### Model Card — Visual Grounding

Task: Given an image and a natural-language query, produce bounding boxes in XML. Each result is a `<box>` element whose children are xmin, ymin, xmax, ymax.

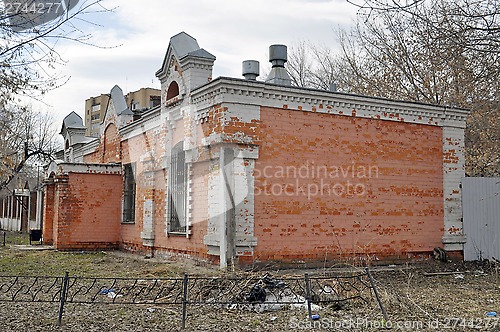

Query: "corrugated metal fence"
<box><xmin>462</xmin><ymin>177</ymin><xmax>500</xmax><ymax>261</ymax></box>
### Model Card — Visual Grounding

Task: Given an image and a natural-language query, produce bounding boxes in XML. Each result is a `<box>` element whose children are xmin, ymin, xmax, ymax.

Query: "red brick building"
<box><xmin>43</xmin><ymin>32</ymin><xmax>468</xmax><ymax>268</ymax></box>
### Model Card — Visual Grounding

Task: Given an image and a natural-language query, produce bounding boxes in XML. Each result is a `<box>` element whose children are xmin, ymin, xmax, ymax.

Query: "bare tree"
<box><xmin>287</xmin><ymin>41</ymin><xmax>313</xmax><ymax>88</ymax></box>
<box><xmin>0</xmin><ymin>106</ymin><xmax>59</xmax><ymax>190</ymax></box>
<box><xmin>0</xmin><ymin>1</ymin><xmax>114</xmax><ymax>189</ymax></box>
<box><xmin>0</xmin><ymin>0</ymin><xmax>114</xmax><ymax>107</ymax></box>
<box><xmin>286</xmin><ymin>0</ymin><xmax>499</xmax><ymax>176</ymax></box>
<box><xmin>286</xmin><ymin>41</ymin><xmax>339</xmax><ymax>90</ymax></box>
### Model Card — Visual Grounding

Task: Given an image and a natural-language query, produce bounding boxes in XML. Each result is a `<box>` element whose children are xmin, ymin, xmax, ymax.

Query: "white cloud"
<box><xmin>37</xmin><ymin>0</ymin><xmax>358</xmax><ymax>124</ymax></box>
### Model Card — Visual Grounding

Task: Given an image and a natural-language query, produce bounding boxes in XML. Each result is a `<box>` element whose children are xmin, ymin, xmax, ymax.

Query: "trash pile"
<box><xmin>225</xmin><ymin>274</ymin><xmax>321</xmax><ymax>313</ymax></box>
<box><xmin>246</xmin><ymin>274</ymin><xmax>285</xmax><ymax>303</ymax></box>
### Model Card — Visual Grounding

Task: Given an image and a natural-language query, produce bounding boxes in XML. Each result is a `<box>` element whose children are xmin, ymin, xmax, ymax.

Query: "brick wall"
<box><xmin>54</xmin><ymin>172</ymin><xmax>122</xmax><ymax>250</ymax></box>
<box><xmin>83</xmin><ymin>150</ymin><xmax>100</xmax><ymax>164</ymax></box>
<box><xmin>253</xmin><ymin>107</ymin><xmax>444</xmax><ymax>264</ymax></box>
<box><xmin>102</xmin><ymin>124</ymin><xmax>121</xmax><ymax>163</ymax></box>
<box><xmin>82</xmin><ymin>123</ymin><xmax>121</xmax><ymax>164</ymax></box>
<box><xmin>116</xmin><ymin>119</ymin><xmax>211</xmax><ymax>260</ymax></box>
<box><xmin>54</xmin><ymin>100</ymin><xmax>449</xmax><ymax>266</ymax></box>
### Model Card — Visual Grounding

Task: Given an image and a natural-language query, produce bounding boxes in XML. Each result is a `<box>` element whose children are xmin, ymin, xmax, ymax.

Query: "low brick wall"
<box><xmin>43</xmin><ymin>163</ymin><xmax>123</xmax><ymax>250</ymax></box>
<box><xmin>54</xmin><ymin>172</ymin><xmax>122</xmax><ymax>250</ymax></box>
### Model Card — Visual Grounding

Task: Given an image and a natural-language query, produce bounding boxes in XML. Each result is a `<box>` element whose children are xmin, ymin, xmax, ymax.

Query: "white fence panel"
<box><xmin>0</xmin><ymin>217</ymin><xmax>21</xmax><ymax>231</ymax></box>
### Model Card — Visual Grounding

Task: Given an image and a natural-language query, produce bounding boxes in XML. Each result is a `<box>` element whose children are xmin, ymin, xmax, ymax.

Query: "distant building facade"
<box><xmin>43</xmin><ymin>32</ymin><xmax>468</xmax><ymax>268</ymax></box>
<box><xmin>0</xmin><ymin>176</ymin><xmax>43</xmax><ymax>232</ymax></box>
<box><xmin>84</xmin><ymin>94</ymin><xmax>109</xmax><ymax>137</ymax></box>
<box><xmin>85</xmin><ymin>88</ymin><xmax>160</xmax><ymax>137</ymax></box>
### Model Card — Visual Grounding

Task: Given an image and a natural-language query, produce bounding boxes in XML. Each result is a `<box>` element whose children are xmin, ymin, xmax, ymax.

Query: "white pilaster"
<box><xmin>442</xmin><ymin>124</ymin><xmax>467</xmax><ymax>251</ymax></box>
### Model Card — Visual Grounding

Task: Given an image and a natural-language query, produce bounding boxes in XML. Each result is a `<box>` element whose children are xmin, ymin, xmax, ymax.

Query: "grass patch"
<box><xmin>0</xmin><ymin>231</ymin><xmax>29</xmax><ymax>245</ymax></box>
<box><xmin>0</xmin><ymin>249</ymin><xmax>182</xmax><ymax>277</ymax></box>
<box><xmin>0</xmin><ymin>233</ymin><xmax>182</xmax><ymax>278</ymax></box>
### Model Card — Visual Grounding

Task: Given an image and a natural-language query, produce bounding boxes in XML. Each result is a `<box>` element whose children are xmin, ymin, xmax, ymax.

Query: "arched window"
<box><xmin>166</xmin><ymin>81</ymin><xmax>179</xmax><ymax>100</ymax></box>
<box><xmin>169</xmin><ymin>142</ymin><xmax>187</xmax><ymax>233</ymax></box>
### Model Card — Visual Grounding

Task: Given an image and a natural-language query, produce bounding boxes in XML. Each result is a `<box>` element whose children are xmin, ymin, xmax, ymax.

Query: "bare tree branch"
<box><xmin>286</xmin><ymin>0</ymin><xmax>499</xmax><ymax>176</ymax></box>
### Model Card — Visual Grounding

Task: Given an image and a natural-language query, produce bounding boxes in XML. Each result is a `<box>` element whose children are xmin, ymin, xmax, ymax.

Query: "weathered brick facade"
<box><xmin>44</xmin><ymin>32</ymin><xmax>468</xmax><ymax>268</ymax></box>
<box><xmin>253</xmin><ymin>107</ymin><xmax>444</xmax><ymax>263</ymax></box>
<box><xmin>43</xmin><ymin>163</ymin><xmax>122</xmax><ymax>249</ymax></box>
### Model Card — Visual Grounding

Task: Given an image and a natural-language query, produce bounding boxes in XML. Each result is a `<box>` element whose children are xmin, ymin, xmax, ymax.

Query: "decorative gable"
<box><xmin>101</xmin><ymin>85</ymin><xmax>133</xmax><ymax>137</ymax></box>
<box><xmin>155</xmin><ymin>32</ymin><xmax>216</xmax><ymax>107</ymax></box>
<box><xmin>60</xmin><ymin>111</ymin><xmax>88</xmax><ymax>162</ymax></box>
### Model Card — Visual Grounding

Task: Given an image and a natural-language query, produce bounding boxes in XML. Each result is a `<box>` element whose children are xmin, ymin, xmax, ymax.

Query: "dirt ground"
<box><xmin>1</xmin><ymin>234</ymin><xmax>499</xmax><ymax>331</ymax></box>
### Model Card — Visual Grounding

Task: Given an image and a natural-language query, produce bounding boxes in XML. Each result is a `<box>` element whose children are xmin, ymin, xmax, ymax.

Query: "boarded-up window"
<box><xmin>122</xmin><ymin>163</ymin><xmax>136</xmax><ymax>223</ymax></box>
<box><xmin>168</xmin><ymin>142</ymin><xmax>187</xmax><ymax>233</ymax></box>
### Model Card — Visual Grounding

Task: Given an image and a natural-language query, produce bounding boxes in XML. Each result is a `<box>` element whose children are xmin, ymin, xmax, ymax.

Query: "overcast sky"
<box><xmin>35</xmin><ymin>0</ymin><xmax>359</xmax><ymax>124</ymax></box>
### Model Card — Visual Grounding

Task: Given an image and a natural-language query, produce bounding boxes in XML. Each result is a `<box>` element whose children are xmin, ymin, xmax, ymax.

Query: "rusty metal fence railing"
<box><xmin>0</xmin><ymin>268</ymin><xmax>387</xmax><ymax>328</ymax></box>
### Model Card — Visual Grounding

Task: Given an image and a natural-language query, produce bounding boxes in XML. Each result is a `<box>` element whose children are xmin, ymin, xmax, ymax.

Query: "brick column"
<box><xmin>54</xmin><ymin>174</ymin><xmax>69</xmax><ymax>248</ymax></box>
<box><xmin>42</xmin><ymin>178</ymin><xmax>55</xmax><ymax>245</ymax></box>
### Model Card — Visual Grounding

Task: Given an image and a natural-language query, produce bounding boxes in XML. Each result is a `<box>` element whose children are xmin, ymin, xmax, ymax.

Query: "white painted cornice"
<box><xmin>45</xmin><ymin>160</ymin><xmax>121</xmax><ymax>178</ymax></box>
<box><xmin>191</xmin><ymin>77</ymin><xmax>469</xmax><ymax>128</ymax></box>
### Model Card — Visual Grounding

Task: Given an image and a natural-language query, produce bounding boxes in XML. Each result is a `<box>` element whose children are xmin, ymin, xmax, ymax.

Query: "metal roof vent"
<box><xmin>242</xmin><ymin>60</ymin><xmax>260</xmax><ymax>80</ymax></box>
<box><xmin>265</xmin><ymin>44</ymin><xmax>291</xmax><ymax>86</ymax></box>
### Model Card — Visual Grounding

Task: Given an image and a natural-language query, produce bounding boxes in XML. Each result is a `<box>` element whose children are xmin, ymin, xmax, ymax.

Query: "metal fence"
<box><xmin>0</xmin><ymin>268</ymin><xmax>387</xmax><ymax>328</ymax></box>
<box><xmin>462</xmin><ymin>177</ymin><xmax>500</xmax><ymax>261</ymax></box>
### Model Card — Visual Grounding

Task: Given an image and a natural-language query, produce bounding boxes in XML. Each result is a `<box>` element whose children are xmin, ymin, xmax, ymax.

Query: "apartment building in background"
<box><xmin>85</xmin><ymin>88</ymin><xmax>161</xmax><ymax>137</ymax></box>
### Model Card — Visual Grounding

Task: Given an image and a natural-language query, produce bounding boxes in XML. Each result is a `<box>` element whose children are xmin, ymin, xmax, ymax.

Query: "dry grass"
<box><xmin>1</xmin><ymin>232</ymin><xmax>500</xmax><ymax>331</ymax></box>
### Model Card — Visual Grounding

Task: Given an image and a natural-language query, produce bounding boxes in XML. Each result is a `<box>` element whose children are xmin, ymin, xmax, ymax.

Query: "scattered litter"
<box><xmin>147</xmin><ymin>308</ymin><xmax>156</xmax><ymax>313</ymax></box>
<box><xmin>454</xmin><ymin>274</ymin><xmax>465</xmax><ymax>279</ymax></box>
<box><xmin>487</xmin><ymin>311</ymin><xmax>497</xmax><ymax>317</ymax></box>
<box><xmin>246</xmin><ymin>284</ymin><xmax>267</xmax><ymax>303</ymax></box>
<box><xmin>270</xmin><ymin>316</ymin><xmax>278</xmax><ymax>322</ymax></box>
<box><xmin>221</xmin><ymin>274</ymin><xmax>324</xmax><ymax>313</ymax></box>
<box><xmin>226</xmin><ymin>303</ymin><xmax>238</xmax><ymax>310</ymax></box>
<box><xmin>262</xmin><ymin>275</ymin><xmax>286</xmax><ymax>289</ymax></box>
<box><xmin>290</xmin><ymin>297</ymin><xmax>321</xmax><ymax>312</ymax></box>
<box><xmin>98</xmin><ymin>288</ymin><xmax>115</xmax><ymax>295</ymax></box>
<box><xmin>98</xmin><ymin>288</ymin><xmax>122</xmax><ymax>299</ymax></box>
<box><xmin>107</xmin><ymin>291</ymin><xmax>123</xmax><ymax>299</ymax></box>
<box><xmin>311</xmin><ymin>314</ymin><xmax>321</xmax><ymax>320</ymax></box>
